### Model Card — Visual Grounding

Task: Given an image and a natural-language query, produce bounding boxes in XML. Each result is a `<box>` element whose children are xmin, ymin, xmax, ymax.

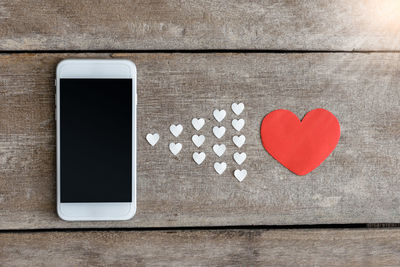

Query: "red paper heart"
<box><xmin>260</xmin><ymin>109</ymin><xmax>340</xmax><ymax>175</ymax></box>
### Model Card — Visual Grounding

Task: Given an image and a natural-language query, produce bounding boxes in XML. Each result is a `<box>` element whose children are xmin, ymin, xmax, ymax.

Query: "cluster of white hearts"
<box><xmin>209</xmin><ymin>103</ymin><xmax>247</xmax><ymax>181</ymax></box>
<box><xmin>231</xmin><ymin>103</ymin><xmax>247</xmax><ymax>182</ymax></box>
<box><xmin>145</xmin><ymin>102</ymin><xmax>247</xmax><ymax>182</ymax></box>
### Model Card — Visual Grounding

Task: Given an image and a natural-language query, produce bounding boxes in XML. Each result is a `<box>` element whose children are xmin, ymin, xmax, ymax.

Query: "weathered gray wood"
<box><xmin>2</xmin><ymin>229</ymin><xmax>400</xmax><ymax>266</ymax></box>
<box><xmin>1</xmin><ymin>1</ymin><xmax>400</xmax><ymax>51</ymax></box>
<box><xmin>0</xmin><ymin>53</ymin><xmax>399</xmax><ymax>229</ymax></box>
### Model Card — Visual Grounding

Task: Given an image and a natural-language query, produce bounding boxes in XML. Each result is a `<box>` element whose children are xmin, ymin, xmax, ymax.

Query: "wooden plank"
<box><xmin>0</xmin><ymin>53</ymin><xmax>399</xmax><ymax>229</ymax></box>
<box><xmin>2</xmin><ymin>228</ymin><xmax>400</xmax><ymax>266</ymax></box>
<box><xmin>1</xmin><ymin>1</ymin><xmax>400</xmax><ymax>51</ymax></box>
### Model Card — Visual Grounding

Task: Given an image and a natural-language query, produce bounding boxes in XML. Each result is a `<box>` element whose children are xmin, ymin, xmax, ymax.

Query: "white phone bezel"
<box><xmin>56</xmin><ymin>59</ymin><xmax>137</xmax><ymax>221</ymax></box>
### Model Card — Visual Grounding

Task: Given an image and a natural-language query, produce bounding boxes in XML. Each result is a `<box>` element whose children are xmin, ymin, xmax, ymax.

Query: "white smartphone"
<box><xmin>56</xmin><ymin>59</ymin><xmax>137</xmax><ymax>221</ymax></box>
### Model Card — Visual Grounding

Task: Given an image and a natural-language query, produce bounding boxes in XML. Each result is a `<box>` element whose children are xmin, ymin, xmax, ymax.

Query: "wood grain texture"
<box><xmin>2</xmin><ymin>229</ymin><xmax>400</xmax><ymax>266</ymax></box>
<box><xmin>1</xmin><ymin>0</ymin><xmax>400</xmax><ymax>51</ymax></box>
<box><xmin>0</xmin><ymin>53</ymin><xmax>399</xmax><ymax>229</ymax></box>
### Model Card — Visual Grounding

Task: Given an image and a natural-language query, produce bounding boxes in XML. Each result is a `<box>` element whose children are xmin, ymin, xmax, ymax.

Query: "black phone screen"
<box><xmin>60</xmin><ymin>78</ymin><xmax>132</xmax><ymax>202</ymax></box>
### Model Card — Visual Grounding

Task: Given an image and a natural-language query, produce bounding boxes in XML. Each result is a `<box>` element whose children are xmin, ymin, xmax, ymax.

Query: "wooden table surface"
<box><xmin>1</xmin><ymin>1</ymin><xmax>400</xmax><ymax>266</ymax></box>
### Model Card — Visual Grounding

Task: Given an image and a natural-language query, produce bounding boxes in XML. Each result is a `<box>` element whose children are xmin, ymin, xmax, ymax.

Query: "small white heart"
<box><xmin>213</xmin><ymin>109</ymin><xmax>226</xmax><ymax>122</ymax></box>
<box><xmin>169</xmin><ymin>142</ymin><xmax>182</xmax><ymax>155</ymax></box>
<box><xmin>170</xmin><ymin>124</ymin><xmax>183</xmax><ymax>137</ymax></box>
<box><xmin>193</xmin><ymin>152</ymin><xmax>206</xmax><ymax>165</ymax></box>
<box><xmin>214</xmin><ymin>162</ymin><xmax>227</xmax><ymax>175</ymax></box>
<box><xmin>192</xmin><ymin>135</ymin><xmax>205</xmax><ymax>148</ymax></box>
<box><xmin>213</xmin><ymin>126</ymin><xmax>226</xmax><ymax>139</ymax></box>
<box><xmin>231</xmin><ymin>102</ymin><xmax>244</xmax><ymax>115</ymax></box>
<box><xmin>233</xmin><ymin>135</ymin><xmax>246</xmax><ymax>148</ymax></box>
<box><xmin>146</xmin><ymin>133</ymin><xmax>159</xmax><ymax>146</ymax></box>
<box><xmin>234</xmin><ymin>169</ymin><xmax>247</xmax><ymax>182</ymax></box>
<box><xmin>232</xmin><ymin>119</ymin><xmax>245</xmax><ymax>131</ymax></box>
<box><xmin>192</xmin><ymin>118</ymin><xmax>205</xmax><ymax>131</ymax></box>
<box><xmin>233</xmin><ymin>152</ymin><xmax>247</xmax><ymax>165</ymax></box>
<box><xmin>213</xmin><ymin>144</ymin><xmax>226</xmax><ymax>157</ymax></box>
